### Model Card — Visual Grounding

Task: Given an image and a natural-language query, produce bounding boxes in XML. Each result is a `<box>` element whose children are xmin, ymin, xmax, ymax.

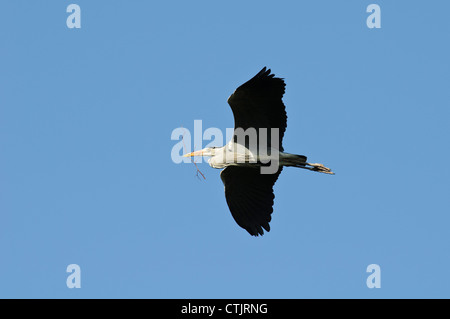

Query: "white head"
<box><xmin>183</xmin><ymin>146</ymin><xmax>228</xmax><ymax>168</ymax></box>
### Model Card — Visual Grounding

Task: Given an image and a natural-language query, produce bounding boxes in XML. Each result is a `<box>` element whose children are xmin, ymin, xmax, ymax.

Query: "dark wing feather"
<box><xmin>220</xmin><ymin>166</ymin><xmax>283</xmax><ymax>236</ymax></box>
<box><xmin>227</xmin><ymin>67</ymin><xmax>287</xmax><ymax>151</ymax></box>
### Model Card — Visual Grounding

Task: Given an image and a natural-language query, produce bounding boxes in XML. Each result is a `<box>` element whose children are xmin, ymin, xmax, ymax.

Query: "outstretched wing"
<box><xmin>227</xmin><ymin>67</ymin><xmax>287</xmax><ymax>151</ymax></box>
<box><xmin>220</xmin><ymin>166</ymin><xmax>283</xmax><ymax>236</ymax></box>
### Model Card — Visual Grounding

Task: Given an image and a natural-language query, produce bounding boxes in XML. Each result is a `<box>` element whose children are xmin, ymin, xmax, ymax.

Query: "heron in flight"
<box><xmin>184</xmin><ymin>67</ymin><xmax>333</xmax><ymax>236</ymax></box>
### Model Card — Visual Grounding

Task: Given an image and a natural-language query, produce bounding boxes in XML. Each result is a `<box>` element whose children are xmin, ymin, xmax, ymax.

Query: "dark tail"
<box><xmin>281</xmin><ymin>154</ymin><xmax>307</xmax><ymax>166</ymax></box>
<box><xmin>281</xmin><ymin>153</ymin><xmax>334</xmax><ymax>175</ymax></box>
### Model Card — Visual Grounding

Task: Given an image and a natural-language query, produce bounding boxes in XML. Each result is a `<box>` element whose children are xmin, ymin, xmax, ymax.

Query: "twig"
<box><xmin>181</xmin><ymin>126</ymin><xmax>206</xmax><ymax>180</ymax></box>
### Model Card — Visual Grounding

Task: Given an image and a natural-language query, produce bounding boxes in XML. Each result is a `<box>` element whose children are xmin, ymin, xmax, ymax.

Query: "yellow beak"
<box><xmin>183</xmin><ymin>150</ymin><xmax>204</xmax><ymax>157</ymax></box>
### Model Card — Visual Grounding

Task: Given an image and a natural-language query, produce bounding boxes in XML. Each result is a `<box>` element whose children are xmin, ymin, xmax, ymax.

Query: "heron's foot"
<box><xmin>306</xmin><ymin>163</ymin><xmax>335</xmax><ymax>175</ymax></box>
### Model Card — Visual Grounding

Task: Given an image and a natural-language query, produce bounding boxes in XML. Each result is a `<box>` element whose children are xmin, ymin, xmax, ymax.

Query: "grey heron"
<box><xmin>184</xmin><ymin>67</ymin><xmax>333</xmax><ymax>236</ymax></box>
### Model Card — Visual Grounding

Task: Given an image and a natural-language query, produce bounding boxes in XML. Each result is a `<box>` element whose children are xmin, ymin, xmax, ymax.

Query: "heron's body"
<box><xmin>204</xmin><ymin>143</ymin><xmax>323</xmax><ymax>171</ymax></box>
<box><xmin>205</xmin><ymin>142</ymin><xmax>292</xmax><ymax>169</ymax></box>
<box><xmin>184</xmin><ymin>67</ymin><xmax>333</xmax><ymax>236</ymax></box>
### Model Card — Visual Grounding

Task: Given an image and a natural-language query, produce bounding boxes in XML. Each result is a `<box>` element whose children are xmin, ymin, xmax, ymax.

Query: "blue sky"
<box><xmin>1</xmin><ymin>1</ymin><xmax>449</xmax><ymax>298</ymax></box>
